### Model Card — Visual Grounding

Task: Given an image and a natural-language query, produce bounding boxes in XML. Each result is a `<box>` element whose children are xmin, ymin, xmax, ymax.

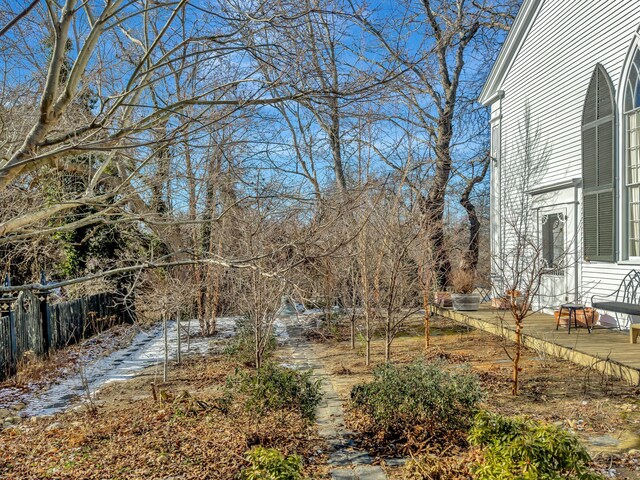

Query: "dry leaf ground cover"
<box><xmin>302</xmin><ymin>314</ymin><xmax>640</xmax><ymax>479</ymax></box>
<box><xmin>0</xmin><ymin>355</ymin><xmax>324</xmax><ymax>479</ymax></box>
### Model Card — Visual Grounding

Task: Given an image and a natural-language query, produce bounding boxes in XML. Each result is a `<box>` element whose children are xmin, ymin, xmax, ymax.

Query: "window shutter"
<box><xmin>598</xmin><ymin>191</ymin><xmax>614</xmax><ymax>258</ymax></box>
<box><xmin>582</xmin><ymin>127</ymin><xmax>597</xmax><ymax>189</ymax></box>
<box><xmin>583</xmin><ymin>194</ymin><xmax>598</xmax><ymax>260</ymax></box>
<box><xmin>583</xmin><ymin>75</ymin><xmax>598</xmax><ymax>124</ymax></box>
<box><xmin>598</xmin><ymin>70</ymin><xmax>613</xmax><ymax>118</ymax></box>
<box><xmin>597</xmin><ymin>119</ymin><xmax>614</xmax><ymax>186</ymax></box>
<box><xmin>582</xmin><ymin>65</ymin><xmax>615</xmax><ymax>262</ymax></box>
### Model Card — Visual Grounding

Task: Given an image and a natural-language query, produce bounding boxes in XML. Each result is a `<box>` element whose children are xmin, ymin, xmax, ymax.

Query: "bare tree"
<box><xmin>491</xmin><ymin>108</ymin><xmax>554</xmax><ymax>395</ymax></box>
<box><xmin>348</xmin><ymin>0</ymin><xmax>516</xmax><ymax>287</ymax></box>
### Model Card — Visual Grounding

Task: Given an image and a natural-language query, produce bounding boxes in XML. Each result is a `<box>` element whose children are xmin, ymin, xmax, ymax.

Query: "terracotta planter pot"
<box><xmin>435</xmin><ymin>291</ymin><xmax>453</xmax><ymax>308</ymax></box>
<box><xmin>492</xmin><ymin>295</ymin><xmax>524</xmax><ymax>310</ymax></box>
<box><xmin>491</xmin><ymin>296</ymin><xmax>510</xmax><ymax>310</ymax></box>
<box><xmin>554</xmin><ymin>308</ymin><xmax>598</xmax><ymax>327</ymax></box>
<box><xmin>554</xmin><ymin>310</ymin><xmax>570</xmax><ymax>326</ymax></box>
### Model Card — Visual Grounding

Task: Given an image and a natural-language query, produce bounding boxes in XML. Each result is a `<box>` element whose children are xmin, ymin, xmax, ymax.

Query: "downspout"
<box><xmin>574</xmin><ymin>179</ymin><xmax>580</xmax><ymax>303</ymax></box>
<box><xmin>498</xmin><ymin>92</ymin><xmax>505</xmax><ymax>273</ymax></box>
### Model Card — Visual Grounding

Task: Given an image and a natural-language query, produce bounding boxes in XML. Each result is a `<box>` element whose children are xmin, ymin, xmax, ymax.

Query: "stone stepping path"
<box><xmin>283</xmin><ymin>317</ymin><xmax>387</xmax><ymax>480</ymax></box>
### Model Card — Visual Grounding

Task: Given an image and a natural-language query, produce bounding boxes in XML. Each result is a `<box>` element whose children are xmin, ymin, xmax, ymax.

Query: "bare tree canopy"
<box><xmin>0</xmin><ymin>0</ymin><xmax>517</xmax><ymax>334</ymax></box>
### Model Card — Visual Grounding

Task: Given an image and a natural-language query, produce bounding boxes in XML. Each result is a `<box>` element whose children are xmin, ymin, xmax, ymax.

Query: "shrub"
<box><xmin>228</xmin><ymin>363</ymin><xmax>323</xmax><ymax>421</ymax></box>
<box><xmin>224</xmin><ymin>318</ymin><xmax>276</xmax><ymax>367</ymax></box>
<box><xmin>468</xmin><ymin>411</ymin><xmax>604</xmax><ymax>480</ymax></box>
<box><xmin>450</xmin><ymin>269</ymin><xmax>475</xmax><ymax>294</ymax></box>
<box><xmin>240</xmin><ymin>447</ymin><xmax>303</xmax><ymax>480</ymax></box>
<box><xmin>350</xmin><ymin>360</ymin><xmax>484</xmax><ymax>449</ymax></box>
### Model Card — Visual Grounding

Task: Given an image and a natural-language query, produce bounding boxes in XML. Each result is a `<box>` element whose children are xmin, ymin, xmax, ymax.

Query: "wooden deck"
<box><xmin>430</xmin><ymin>304</ymin><xmax>640</xmax><ymax>386</ymax></box>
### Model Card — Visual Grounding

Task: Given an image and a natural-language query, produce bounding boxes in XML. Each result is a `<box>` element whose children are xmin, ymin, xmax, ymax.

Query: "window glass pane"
<box><xmin>491</xmin><ymin>125</ymin><xmax>500</xmax><ymax>160</ymax></box>
<box><xmin>630</xmin><ymin>186</ymin><xmax>640</xmax><ymax>256</ymax></box>
<box><xmin>626</xmin><ymin>51</ymin><xmax>640</xmax><ymax>112</ymax></box>
<box><xmin>630</xmin><ymin>64</ymin><xmax>639</xmax><ymax>111</ymax></box>
<box><xmin>628</xmin><ymin>112</ymin><xmax>640</xmax><ymax>187</ymax></box>
<box><xmin>543</xmin><ymin>214</ymin><xmax>564</xmax><ymax>271</ymax></box>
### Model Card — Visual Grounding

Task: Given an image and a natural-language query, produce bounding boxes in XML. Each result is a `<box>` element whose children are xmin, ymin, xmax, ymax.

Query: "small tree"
<box><xmin>237</xmin><ymin>269</ymin><xmax>286</xmax><ymax>369</ymax></box>
<box><xmin>491</xmin><ymin>108</ymin><xmax>563</xmax><ymax>395</ymax></box>
<box><xmin>376</xmin><ymin>197</ymin><xmax>422</xmax><ymax>362</ymax></box>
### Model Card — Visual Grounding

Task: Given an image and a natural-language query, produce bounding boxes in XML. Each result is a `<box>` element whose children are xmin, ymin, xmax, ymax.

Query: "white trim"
<box><xmin>527</xmin><ymin>178</ymin><xmax>582</xmax><ymax>196</ymax></box>
<box><xmin>479</xmin><ymin>0</ymin><xmax>543</xmax><ymax>105</ymax></box>
<box><xmin>618</xmin><ymin>32</ymin><xmax>640</xmax><ymax>261</ymax></box>
<box><xmin>483</xmin><ymin>90</ymin><xmax>506</xmax><ymax>107</ymax></box>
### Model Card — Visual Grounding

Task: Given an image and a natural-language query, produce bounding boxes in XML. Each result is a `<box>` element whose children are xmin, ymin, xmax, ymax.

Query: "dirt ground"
<box><xmin>305</xmin><ymin>314</ymin><xmax>640</xmax><ymax>479</ymax></box>
<box><xmin>2</xmin><ymin>313</ymin><xmax>640</xmax><ymax>479</ymax></box>
<box><xmin>0</xmin><ymin>355</ymin><xmax>325</xmax><ymax>479</ymax></box>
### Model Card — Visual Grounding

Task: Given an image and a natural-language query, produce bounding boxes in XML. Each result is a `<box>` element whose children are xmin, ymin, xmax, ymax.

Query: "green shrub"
<box><xmin>240</xmin><ymin>447</ymin><xmax>303</xmax><ymax>480</ymax></box>
<box><xmin>224</xmin><ymin>318</ymin><xmax>276</xmax><ymax>367</ymax></box>
<box><xmin>350</xmin><ymin>360</ymin><xmax>484</xmax><ymax>448</ymax></box>
<box><xmin>468</xmin><ymin>411</ymin><xmax>604</xmax><ymax>480</ymax></box>
<box><xmin>227</xmin><ymin>363</ymin><xmax>323</xmax><ymax>421</ymax></box>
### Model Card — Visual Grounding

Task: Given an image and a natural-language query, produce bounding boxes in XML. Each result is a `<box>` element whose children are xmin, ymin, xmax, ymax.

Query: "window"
<box><xmin>542</xmin><ymin>213</ymin><xmax>565</xmax><ymax>274</ymax></box>
<box><xmin>582</xmin><ymin>65</ymin><xmax>615</xmax><ymax>262</ymax></box>
<box><xmin>626</xmin><ymin>50</ymin><xmax>640</xmax><ymax>257</ymax></box>
<box><xmin>491</xmin><ymin>124</ymin><xmax>500</xmax><ymax>160</ymax></box>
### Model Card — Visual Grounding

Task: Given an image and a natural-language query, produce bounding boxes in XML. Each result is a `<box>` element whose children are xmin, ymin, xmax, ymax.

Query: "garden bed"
<box><xmin>301</xmin><ymin>314</ymin><xmax>640</xmax><ymax>479</ymax></box>
<box><xmin>0</xmin><ymin>356</ymin><xmax>325</xmax><ymax>479</ymax></box>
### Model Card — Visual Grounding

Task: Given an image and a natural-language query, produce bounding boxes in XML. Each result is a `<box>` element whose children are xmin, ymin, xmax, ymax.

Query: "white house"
<box><xmin>480</xmin><ymin>0</ymin><xmax>640</xmax><ymax>327</ymax></box>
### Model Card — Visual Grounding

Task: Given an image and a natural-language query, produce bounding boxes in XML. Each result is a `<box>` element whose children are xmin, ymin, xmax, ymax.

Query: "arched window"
<box><xmin>625</xmin><ymin>50</ymin><xmax>640</xmax><ymax>257</ymax></box>
<box><xmin>582</xmin><ymin>65</ymin><xmax>615</xmax><ymax>262</ymax></box>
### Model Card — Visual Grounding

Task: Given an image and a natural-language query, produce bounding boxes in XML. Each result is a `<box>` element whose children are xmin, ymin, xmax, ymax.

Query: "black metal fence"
<box><xmin>0</xmin><ymin>290</ymin><xmax>133</xmax><ymax>381</ymax></box>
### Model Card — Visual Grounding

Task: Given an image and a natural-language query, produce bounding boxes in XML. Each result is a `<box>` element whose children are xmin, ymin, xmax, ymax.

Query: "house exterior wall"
<box><xmin>487</xmin><ymin>0</ymin><xmax>640</xmax><ymax>326</ymax></box>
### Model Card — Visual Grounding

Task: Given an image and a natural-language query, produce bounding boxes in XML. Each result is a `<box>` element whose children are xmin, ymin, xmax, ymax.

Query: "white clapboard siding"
<box><xmin>489</xmin><ymin>0</ymin><xmax>640</xmax><ymax>325</ymax></box>
<box><xmin>500</xmin><ymin>0</ymin><xmax>640</xmax><ymax>185</ymax></box>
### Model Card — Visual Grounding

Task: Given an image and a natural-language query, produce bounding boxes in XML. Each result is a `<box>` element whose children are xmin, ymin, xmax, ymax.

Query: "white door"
<box><xmin>538</xmin><ymin>209</ymin><xmax>570</xmax><ymax>310</ymax></box>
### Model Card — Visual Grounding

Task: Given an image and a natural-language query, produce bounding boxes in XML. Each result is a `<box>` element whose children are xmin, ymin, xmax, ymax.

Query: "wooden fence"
<box><xmin>0</xmin><ymin>290</ymin><xmax>133</xmax><ymax>381</ymax></box>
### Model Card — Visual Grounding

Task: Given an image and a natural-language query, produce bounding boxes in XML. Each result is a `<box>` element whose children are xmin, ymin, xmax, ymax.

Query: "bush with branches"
<box><xmin>469</xmin><ymin>411</ymin><xmax>604</xmax><ymax>480</ymax></box>
<box><xmin>227</xmin><ymin>364</ymin><xmax>323</xmax><ymax>422</ymax></box>
<box><xmin>350</xmin><ymin>360</ymin><xmax>484</xmax><ymax>452</ymax></box>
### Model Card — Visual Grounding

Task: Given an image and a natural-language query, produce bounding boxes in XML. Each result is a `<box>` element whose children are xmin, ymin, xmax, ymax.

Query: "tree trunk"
<box><xmin>364</xmin><ymin>309</ymin><xmax>371</xmax><ymax>366</ymax></box>
<box><xmin>176</xmin><ymin>310</ymin><xmax>182</xmax><ymax>365</ymax></box>
<box><xmin>423</xmin><ymin>289</ymin><xmax>430</xmax><ymax>350</ymax></box>
<box><xmin>384</xmin><ymin>332</ymin><xmax>391</xmax><ymax>363</ymax></box>
<box><xmin>460</xmin><ymin>158</ymin><xmax>490</xmax><ymax>272</ymax></box>
<box><xmin>350</xmin><ymin>316</ymin><xmax>355</xmax><ymax>350</ymax></box>
<box><xmin>255</xmin><ymin>318</ymin><xmax>261</xmax><ymax>370</ymax></box>
<box><xmin>329</xmin><ymin>99</ymin><xmax>347</xmax><ymax>191</ymax></box>
<box><xmin>420</xmin><ymin>262</ymin><xmax>432</xmax><ymax>349</ymax></box>
<box><xmin>512</xmin><ymin>318</ymin><xmax>522</xmax><ymax>395</ymax></box>
<box><xmin>163</xmin><ymin>311</ymin><xmax>168</xmax><ymax>383</ymax></box>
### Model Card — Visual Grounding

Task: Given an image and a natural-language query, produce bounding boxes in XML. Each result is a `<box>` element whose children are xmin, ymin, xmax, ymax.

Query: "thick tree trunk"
<box><xmin>420</xmin><ymin>116</ymin><xmax>454</xmax><ymax>289</ymax></box>
<box><xmin>460</xmin><ymin>193</ymin><xmax>481</xmax><ymax>272</ymax></box>
<box><xmin>329</xmin><ymin>99</ymin><xmax>347</xmax><ymax>191</ymax></box>
<box><xmin>460</xmin><ymin>158</ymin><xmax>490</xmax><ymax>273</ymax></box>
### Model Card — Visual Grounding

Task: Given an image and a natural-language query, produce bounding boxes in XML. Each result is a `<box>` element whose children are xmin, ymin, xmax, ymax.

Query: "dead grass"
<box><xmin>303</xmin><ymin>314</ymin><xmax>640</xmax><ymax>479</ymax></box>
<box><xmin>0</xmin><ymin>355</ymin><xmax>325</xmax><ymax>480</ymax></box>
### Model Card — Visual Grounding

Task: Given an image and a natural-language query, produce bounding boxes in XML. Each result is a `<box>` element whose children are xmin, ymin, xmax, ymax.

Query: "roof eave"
<box><xmin>479</xmin><ymin>0</ymin><xmax>543</xmax><ymax>106</ymax></box>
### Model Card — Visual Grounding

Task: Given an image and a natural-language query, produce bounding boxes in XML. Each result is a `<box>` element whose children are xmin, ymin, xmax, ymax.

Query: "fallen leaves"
<box><xmin>0</xmin><ymin>357</ymin><xmax>323</xmax><ymax>479</ymax></box>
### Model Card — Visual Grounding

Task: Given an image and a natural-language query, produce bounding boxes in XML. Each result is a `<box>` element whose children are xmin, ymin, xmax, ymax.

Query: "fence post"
<box><xmin>4</xmin><ymin>275</ymin><xmax>16</xmax><ymax>374</ymax></box>
<box><xmin>39</xmin><ymin>272</ymin><xmax>50</xmax><ymax>355</ymax></box>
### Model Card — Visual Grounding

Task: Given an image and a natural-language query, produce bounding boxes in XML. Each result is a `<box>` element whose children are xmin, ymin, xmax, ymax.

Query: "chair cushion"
<box><xmin>592</xmin><ymin>301</ymin><xmax>640</xmax><ymax>316</ymax></box>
